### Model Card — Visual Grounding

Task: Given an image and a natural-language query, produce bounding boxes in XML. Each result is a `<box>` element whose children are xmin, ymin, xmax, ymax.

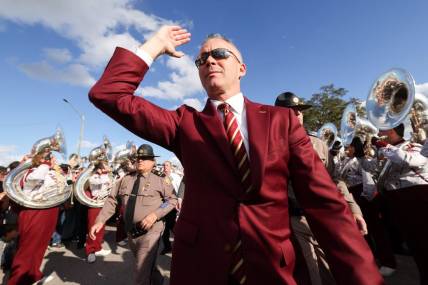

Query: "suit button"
<box><xmin>224</xmin><ymin>243</ymin><xmax>232</xmax><ymax>253</ymax></box>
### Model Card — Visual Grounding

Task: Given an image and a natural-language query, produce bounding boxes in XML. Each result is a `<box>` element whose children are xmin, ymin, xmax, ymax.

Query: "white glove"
<box><xmin>381</xmin><ymin>145</ymin><xmax>406</xmax><ymax>163</ymax></box>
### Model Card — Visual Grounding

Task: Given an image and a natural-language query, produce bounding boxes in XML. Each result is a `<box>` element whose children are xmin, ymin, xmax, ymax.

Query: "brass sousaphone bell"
<box><xmin>74</xmin><ymin>136</ymin><xmax>114</xmax><ymax>208</ymax></box>
<box><xmin>366</xmin><ymin>68</ymin><xmax>415</xmax><ymax>131</ymax></box>
<box><xmin>3</xmin><ymin>128</ymin><xmax>72</xmax><ymax>209</ymax></box>
<box><xmin>317</xmin><ymin>123</ymin><xmax>338</xmax><ymax>149</ymax></box>
<box><xmin>340</xmin><ymin>103</ymin><xmax>378</xmax><ymax>147</ymax></box>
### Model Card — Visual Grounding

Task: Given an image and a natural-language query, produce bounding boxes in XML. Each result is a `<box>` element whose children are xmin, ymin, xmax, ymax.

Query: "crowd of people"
<box><xmin>0</xmin><ymin>144</ymin><xmax>183</xmax><ymax>284</ymax></box>
<box><xmin>1</xmin><ymin>23</ymin><xmax>428</xmax><ymax>285</ymax></box>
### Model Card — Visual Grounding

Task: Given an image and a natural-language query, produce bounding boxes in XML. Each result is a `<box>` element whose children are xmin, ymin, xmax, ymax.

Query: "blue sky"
<box><xmin>1</xmin><ymin>0</ymin><xmax>428</xmax><ymax>165</ymax></box>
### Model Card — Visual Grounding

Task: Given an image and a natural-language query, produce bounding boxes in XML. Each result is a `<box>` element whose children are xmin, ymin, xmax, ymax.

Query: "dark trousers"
<box><xmin>385</xmin><ymin>185</ymin><xmax>428</xmax><ymax>285</ymax></box>
<box><xmin>115</xmin><ymin>204</ymin><xmax>127</xmax><ymax>242</ymax></box>
<box><xmin>8</xmin><ymin>207</ymin><xmax>58</xmax><ymax>285</ymax></box>
<box><xmin>70</xmin><ymin>200</ymin><xmax>88</xmax><ymax>246</ymax></box>
<box><xmin>162</xmin><ymin>209</ymin><xmax>177</xmax><ymax>250</ymax></box>
<box><xmin>349</xmin><ymin>184</ymin><xmax>396</xmax><ymax>268</ymax></box>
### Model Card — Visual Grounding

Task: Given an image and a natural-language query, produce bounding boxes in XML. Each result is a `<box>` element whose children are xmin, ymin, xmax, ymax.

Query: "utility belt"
<box><xmin>127</xmin><ymin>223</ymin><xmax>148</xmax><ymax>239</ymax></box>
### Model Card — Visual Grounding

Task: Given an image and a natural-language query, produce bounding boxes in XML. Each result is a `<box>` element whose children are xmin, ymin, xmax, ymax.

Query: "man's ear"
<box><xmin>238</xmin><ymin>63</ymin><xmax>247</xmax><ymax>80</ymax></box>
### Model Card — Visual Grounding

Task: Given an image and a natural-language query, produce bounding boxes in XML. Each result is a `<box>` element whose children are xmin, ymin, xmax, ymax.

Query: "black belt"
<box><xmin>128</xmin><ymin>223</ymin><xmax>148</xmax><ymax>239</ymax></box>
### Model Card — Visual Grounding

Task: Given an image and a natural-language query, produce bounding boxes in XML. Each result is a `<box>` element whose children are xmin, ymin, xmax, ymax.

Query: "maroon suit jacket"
<box><xmin>89</xmin><ymin>47</ymin><xmax>383</xmax><ymax>285</ymax></box>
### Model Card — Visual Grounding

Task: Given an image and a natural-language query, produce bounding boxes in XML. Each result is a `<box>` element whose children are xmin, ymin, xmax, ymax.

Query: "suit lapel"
<box><xmin>245</xmin><ymin>98</ymin><xmax>269</xmax><ymax>193</ymax></box>
<box><xmin>199</xmin><ymin>100</ymin><xmax>240</xmax><ymax>178</ymax></box>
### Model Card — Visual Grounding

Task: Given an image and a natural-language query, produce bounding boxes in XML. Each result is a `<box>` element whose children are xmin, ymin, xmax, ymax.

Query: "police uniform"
<box><xmin>379</xmin><ymin>140</ymin><xmax>428</xmax><ymax>283</ymax></box>
<box><xmin>95</xmin><ymin>145</ymin><xmax>177</xmax><ymax>285</ymax></box>
<box><xmin>276</xmin><ymin>92</ymin><xmax>362</xmax><ymax>285</ymax></box>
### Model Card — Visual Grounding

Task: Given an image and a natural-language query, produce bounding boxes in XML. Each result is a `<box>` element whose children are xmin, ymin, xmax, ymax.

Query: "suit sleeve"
<box><xmin>88</xmin><ymin>47</ymin><xmax>184</xmax><ymax>151</ymax></box>
<box><xmin>286</xmin><ymin>111</ymin><xmax>383</xmax><ymax>285</ymax></box>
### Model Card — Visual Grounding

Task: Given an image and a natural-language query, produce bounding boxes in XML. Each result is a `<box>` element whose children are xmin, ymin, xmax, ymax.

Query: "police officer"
<box><xmin>376</xmin><ymin>123</ymin><xmax>428</xmax><ymax>283</ymax></box>
<box><xmin>275</xmin><ymin>92</ymin><xmax>366</xmax><ymax>285</ymax></box>
<box><xmin>90</xmin><ymin>144</ymin><xmax>177</xmax><ymax>285</ymax></box>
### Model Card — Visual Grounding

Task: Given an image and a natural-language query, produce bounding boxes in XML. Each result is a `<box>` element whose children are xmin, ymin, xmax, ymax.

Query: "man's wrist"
<box><xmin>137</xmin><ymin>37</ymin><xmax>165</xmax><ymax>63</ymax></box>
<box><xmin>135</xmin><ymin>47</ymin><xmax>154</xmax><ymax>67</ymax></box>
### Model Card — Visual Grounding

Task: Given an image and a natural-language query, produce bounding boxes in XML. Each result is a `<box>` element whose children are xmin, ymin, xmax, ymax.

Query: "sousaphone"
<box><xmin>74</xmin><ymin>136</ymin><xmax>114</xmax><ymax>208</ymax></box>
<box><xmin>3</xmin><ymin>128</ymin><xmax>72</xmax><ymax>209</ymax></box>
<box><xmin>317</xmin><ymin>123</ymin><xmax>338</xmax><ymax>149</ymax></box>
<box><xmin>340</xmin><ymin>103</ymin><xmax>378</xmax><ymax>147</ymax></box>
<box><xmin>366</xmin><ymin>68</ymin><xmax>422</xmax><ymax>187</ymax></box>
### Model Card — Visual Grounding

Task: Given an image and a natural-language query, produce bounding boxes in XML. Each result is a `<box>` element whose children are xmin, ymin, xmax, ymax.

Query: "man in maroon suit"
<box><xmin>89</xmin><ymin>25</ymin><xmax>383</xmax><ymax>285</ymax></box>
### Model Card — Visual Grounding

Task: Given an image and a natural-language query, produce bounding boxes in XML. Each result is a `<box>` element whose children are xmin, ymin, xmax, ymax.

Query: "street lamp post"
<box><xmin>63</xmin><ymin>98</ymin><xmax>85</xmax><ymax>157</ymax></box>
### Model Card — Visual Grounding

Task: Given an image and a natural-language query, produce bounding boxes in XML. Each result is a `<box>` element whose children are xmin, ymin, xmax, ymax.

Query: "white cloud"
<box><xmin>80</xmin><ymin>140</ymin><xmax>98</xmax><ymax>149</ymax></box>
<box><xmin>113</xmin><ymin>144</ymin><xmax>127</xmax><ymax>153</ymax></box>
<box><xmin>182</xmin><ymin>97</ymin><xmax>206</xmax><ymax>111</ymax></box>
<box><xmin>0</xmin><ymin>0</ymin><xmax>170</xmax><ymax>66</ymax></box>
<box><xmin>416</xmin><ymin>82</ymin><xmax>428</xmax><ymax>95</ymax></box>
<box><xmin>139</xmin><ymin>55</ymin><xmax>204</xmax><ymax>100</ymax></box>
<box><xmin>0</xmin><ymin>145</ymin><xmax>17</xmax><ymax>153</ymax></box>
<box><xmin>0</xmin><ymin>0</ymin><xmax>188</xmax><ymax>88</ymax></box>
<box><xmin>43</xmin><ymin>48</ymin><xmax>72</xmax><ymax>64</ymax></box>
<box><xmin>0</xmin><ymin>145</ymin><xmax>22</xmax><ymax>166</ymax></box>
<box><xmin>19</xmin><ymin>61</ymin><xmax>95</xmax><ymax>87</ymax></box>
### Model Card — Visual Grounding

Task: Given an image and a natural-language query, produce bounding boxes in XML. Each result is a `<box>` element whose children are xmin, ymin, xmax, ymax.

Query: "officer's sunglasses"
<box><xmin>195</xmin><ymin>48</ymin><xmax>241</xmax><ymax>68</ymax></box>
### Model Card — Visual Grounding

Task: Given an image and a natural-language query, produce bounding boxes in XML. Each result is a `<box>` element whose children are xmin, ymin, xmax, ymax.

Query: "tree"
<box><xmin>349</xmin><ymin>97</ymin><xmax>366</xmax><ymax>118</ymax></box>
<box><xmin>303</xmin><ymin>84</ymin><xmax>348</xmax><ymax>132</ymax></box>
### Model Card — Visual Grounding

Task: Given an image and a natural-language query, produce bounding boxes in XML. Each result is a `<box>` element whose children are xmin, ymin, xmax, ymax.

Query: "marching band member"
<box><xmin>377</xmin><ymin>123</ymin><xmax>428</xmax><ymax>284</ymax></box>
<box><xmin>339</xmin><ymin>137</ymin><xmax>397</xmax><ymax>276</ymax></box>
<box><xmin>8</xmin><ymin>148</ymin><xmax>62</xmax><ymax>285</ymax></box>
<box><xmin>85</xmin><ymin>160</ymin><xmax>112</xmax><ymax>263</ymax></box>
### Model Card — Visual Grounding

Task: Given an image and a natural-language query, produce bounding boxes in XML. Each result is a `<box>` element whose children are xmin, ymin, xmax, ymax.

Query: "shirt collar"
<box><xmin>210</xmin><ymin>93</ymin><xmax>244</xmax><ymax>115</ymax></box>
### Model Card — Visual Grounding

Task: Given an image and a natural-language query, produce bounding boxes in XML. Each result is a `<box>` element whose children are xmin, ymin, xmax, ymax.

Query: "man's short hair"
<box><xmin>202</xmin><ymin>33</ymin><xmax>243</xmax><ymax>63</ymax></box>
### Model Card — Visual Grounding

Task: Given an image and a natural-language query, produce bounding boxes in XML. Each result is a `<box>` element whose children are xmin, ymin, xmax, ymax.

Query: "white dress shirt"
<box><xmin>210</xmin><ymin>94</ymin><xmax>250</xmax><ymax>155</ymax></box>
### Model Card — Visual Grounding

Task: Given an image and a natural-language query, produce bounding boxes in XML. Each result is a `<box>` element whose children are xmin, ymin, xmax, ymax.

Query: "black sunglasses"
<box><xmin>195</xmin><ymin>48</ymin><xmax>241</xmax><ymax>68</ymax></box>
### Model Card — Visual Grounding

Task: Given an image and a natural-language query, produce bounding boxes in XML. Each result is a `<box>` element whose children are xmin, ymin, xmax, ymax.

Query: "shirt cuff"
<box><xmin>135</xmin><ymin>46</ymin><xmax>154</xmax><ymax>67</ymax></box>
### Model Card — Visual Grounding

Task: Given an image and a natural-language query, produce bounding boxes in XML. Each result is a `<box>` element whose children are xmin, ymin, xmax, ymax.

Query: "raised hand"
<box><xmin>140</xmin><ymin>25</ymin><xmax>191</xmax><ymax>59</ymax></box>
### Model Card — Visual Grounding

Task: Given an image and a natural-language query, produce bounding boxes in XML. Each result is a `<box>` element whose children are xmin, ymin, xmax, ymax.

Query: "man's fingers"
<box><xmin>89</xmin><ymin>229</ymin><xmax>95</xmax><ymax>240</ymax></box>
<box><xmin>169</xmin><ymin>25</ymin><xmax>185</xmax><ymax>32</ymax></box>
<box><xmin>173</xmin><ymin>31</ymin><xmax>191</xmax><ymax>40</ymax></box>
<box><xmin>171</xmin><ymin>51</ymin><xmax>185</xmax><ymax>58</ymax></box>
<box><xmin>90</xmin><ymin>225</ymin><xmax>101</xmax><ymax>240</ymax></box>
<box><xmin>356</xmin><ymin>217</ymin><xmax>368</xmax><ymax>235</ymax></box>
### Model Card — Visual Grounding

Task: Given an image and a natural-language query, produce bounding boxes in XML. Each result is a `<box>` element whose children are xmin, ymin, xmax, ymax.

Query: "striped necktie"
<box><xmin>218</xmin><ymin>103</ymin><xmax>253</xmax><ymax>194</ymax></box>
<box><xmin>218</xmin><ymin>102</ymin><xmax>251</xmax><ymax>285</ymax></box>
